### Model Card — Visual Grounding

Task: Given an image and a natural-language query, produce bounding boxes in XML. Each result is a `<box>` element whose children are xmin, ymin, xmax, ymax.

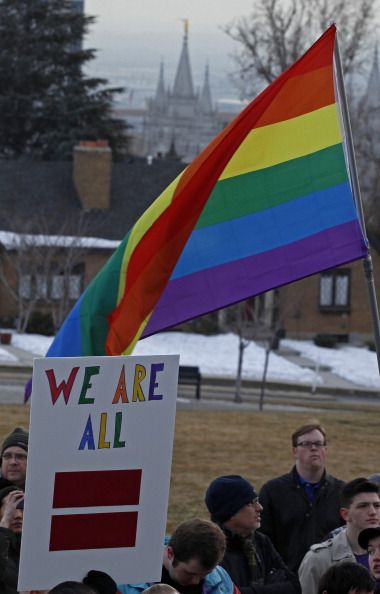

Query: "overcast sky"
<box><xmin>84</xmin><ymin>0</ymin><xmax>255</xmax><ymax>76</ymax></box>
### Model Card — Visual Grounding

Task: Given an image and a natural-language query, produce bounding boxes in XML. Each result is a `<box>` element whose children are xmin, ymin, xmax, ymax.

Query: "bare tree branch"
<box><xmin>224</xmin><ymin>0</ymin><xmax>377</xmax><ymax>98</ymax></box>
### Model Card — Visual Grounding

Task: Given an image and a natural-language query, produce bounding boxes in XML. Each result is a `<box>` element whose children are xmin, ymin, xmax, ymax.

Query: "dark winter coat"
<box><xmin>0</xmin><ymin>527</ymin><xmax>21</xmax><ymax>594</ymax></box>
<box><xmin>259</xmin><ymin>467</ymin><xmax>345</xmax><ymax>572</ymax></box>
<box><xmin>220</xmin><ymin>529</ymin><xmax>301</xmax><ymax>594</ymax></box>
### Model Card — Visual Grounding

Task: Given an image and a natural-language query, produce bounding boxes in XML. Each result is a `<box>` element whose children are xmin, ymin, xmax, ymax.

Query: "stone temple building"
<box><xmin>142</xmin><ymin>21</ymin><xmax>222</xmax><ymax>163</ymax></box>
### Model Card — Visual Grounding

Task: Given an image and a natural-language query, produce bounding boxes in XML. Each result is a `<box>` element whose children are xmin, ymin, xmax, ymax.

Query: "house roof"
<box><xmin>0</xmin><ymin>157</ymin><xmax>184</xmax><ymax>241</ymax></box>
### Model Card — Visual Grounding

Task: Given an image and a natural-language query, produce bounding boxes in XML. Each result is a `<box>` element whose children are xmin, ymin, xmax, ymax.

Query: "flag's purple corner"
<box><xmin>24</xmin><ymin>377</ymin><xmax>32</xmax><ymax>404</ymax></box>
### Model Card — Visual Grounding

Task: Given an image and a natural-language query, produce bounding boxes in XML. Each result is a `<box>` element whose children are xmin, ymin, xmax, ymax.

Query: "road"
<box><xmin>2</xmin><ymin>369</ymin><xmax>380</xmax><ymax>413</ymax></box>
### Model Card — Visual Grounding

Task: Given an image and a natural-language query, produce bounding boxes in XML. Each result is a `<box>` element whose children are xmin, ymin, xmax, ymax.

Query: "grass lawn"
<box><xmin>1</xmin><ymin>405</ymin><xmax>379</xmax><ymax>531</ymax></box>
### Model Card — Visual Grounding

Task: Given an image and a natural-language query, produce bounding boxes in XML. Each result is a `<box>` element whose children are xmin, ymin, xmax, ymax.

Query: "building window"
<box><xmin>319</xmin><ymin>269</ymin><xmax>351</xmax><ymax>312</ymax></box>
<box><xmin>18</xmin><ymin>263</ymin><xmax>84</xmax><ymax>301</ymax></box>
<box><xmin>51</xmin><ymin>263</ymin><xmax>84</xmax><ymax>301</ymax></box>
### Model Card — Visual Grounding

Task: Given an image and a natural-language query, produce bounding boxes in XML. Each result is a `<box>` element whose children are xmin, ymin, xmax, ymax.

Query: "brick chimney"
<box><xmin>73</xmin><ymin>140</ymin><xmax>112</xmax><ymax>209</ymax></box>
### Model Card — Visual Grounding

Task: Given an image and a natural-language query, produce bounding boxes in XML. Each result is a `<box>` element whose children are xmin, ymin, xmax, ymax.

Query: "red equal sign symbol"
<box><xmin>49</xmin><ymin>469</ymin><xmax>142</xmax><ymax>551</ymax></box>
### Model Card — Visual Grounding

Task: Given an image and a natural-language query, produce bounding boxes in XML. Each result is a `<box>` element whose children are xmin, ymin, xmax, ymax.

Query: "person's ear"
<box><xmin>167</xmin><ymin>545</ymin><xmax>174</xmax><ymax>561</ymax></box>
<box><xmin>340</xmin><ymin>507</ymin><xmax>349</xmax><ymax>522</ymax></box>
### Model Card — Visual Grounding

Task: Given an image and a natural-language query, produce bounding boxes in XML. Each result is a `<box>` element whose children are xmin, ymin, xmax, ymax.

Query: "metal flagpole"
<box><xmin>334</xmin><ymin>30</ymin><xmax>380</xmax><ymax>375</ymax></box>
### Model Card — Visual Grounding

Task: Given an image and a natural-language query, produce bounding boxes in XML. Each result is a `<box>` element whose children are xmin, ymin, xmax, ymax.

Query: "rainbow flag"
<box><xmin>47</xmin><ymin>24</ymin><xmax>367</xmax><ymax>358</ymax></box>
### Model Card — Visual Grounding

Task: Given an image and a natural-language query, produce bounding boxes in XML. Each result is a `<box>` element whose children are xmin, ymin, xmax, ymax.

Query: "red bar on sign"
<box><xmin>49</xmin><ymin>511</ymin><xmax>138</xmax><ymax>550</ymax></box>
<box><xmin>52</xmin><ymin>469</ymin><xmax>142</xmax><ymax>508</ymax></box>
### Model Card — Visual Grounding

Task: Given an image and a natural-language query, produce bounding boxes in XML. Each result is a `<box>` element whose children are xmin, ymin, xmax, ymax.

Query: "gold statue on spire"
<box><xmin>180</xmin><ymin>18</ymin><xmax>189</xmax><ymax>37</ymax></box>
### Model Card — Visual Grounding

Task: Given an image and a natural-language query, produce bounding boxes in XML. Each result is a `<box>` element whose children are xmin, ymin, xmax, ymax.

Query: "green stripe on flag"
<box><xmin>197</xmin><ymin>144</ymin><xmax>348</xmax><ymax>229</ymax></box>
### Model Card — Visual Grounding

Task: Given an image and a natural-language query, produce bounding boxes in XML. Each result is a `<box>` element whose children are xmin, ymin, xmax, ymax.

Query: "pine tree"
<box><xmin>0</xmin><ymin>0</ymin><xmax>127</xmax><ymax>159</ymax></box>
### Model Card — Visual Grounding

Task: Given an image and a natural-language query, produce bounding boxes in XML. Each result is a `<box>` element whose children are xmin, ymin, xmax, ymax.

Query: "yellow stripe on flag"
<box><xmin>220</xmin><ymin>104</ymin><xmax>341</xmax><ymax>181</ymax></box>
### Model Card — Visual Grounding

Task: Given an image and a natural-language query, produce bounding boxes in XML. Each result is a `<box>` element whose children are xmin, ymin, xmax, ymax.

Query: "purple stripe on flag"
<box><xmin>143</xmin><ymin>220</ymin><xmax>367</xmax><ymax>337</ymax></box>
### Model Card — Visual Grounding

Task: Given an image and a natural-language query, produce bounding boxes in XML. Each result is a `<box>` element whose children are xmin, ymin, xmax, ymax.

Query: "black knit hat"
<box><xmin>1</xmin><ymin>427</ymin><xmax>28</xmax><ymax>457</ymax></box>
<box><xmin>0</xmin><ymin>485</ymin><xmax>19</xmax><ymax>506</ymax></box>
<box><xmin>83</xmin><ymin>570</ymin><xmax>117</xmax><ymax>594</ymax></box>
<box><xmin>205</xmin><ymin>475</ymin><xmax>258</xmax><ymax>524</ymax></box>
<box><xmin>358</xmin><ymin>527</ymin><xmax>380</xmax><ymax>550</ymax></box>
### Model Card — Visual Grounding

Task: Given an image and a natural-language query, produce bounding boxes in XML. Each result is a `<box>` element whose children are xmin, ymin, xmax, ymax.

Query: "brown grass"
<box><xmin>1</xmin><ymin>405</ymin><xmax>379</xmax><ymax>532</ymax></box>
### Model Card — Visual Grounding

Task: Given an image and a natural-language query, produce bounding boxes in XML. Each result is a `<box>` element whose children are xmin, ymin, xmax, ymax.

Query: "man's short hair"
<box><xmin>318</xmin><ymin>561</ymin><xmax>374</xmax><ymax>594</ymax></box>
<box><xmin>340</xmin><ymin>478</ymin><xmax>379</xmax><ymax>509</ymax></box>
<box><xmin>168</xmin><ymin>518</ymin><xmax>226</xmax><ymax>570</ymax></box>
<box><xmin>291</xmin><ymin>423</ymin><xmax>326</xmax><ymax>447</ymax></box>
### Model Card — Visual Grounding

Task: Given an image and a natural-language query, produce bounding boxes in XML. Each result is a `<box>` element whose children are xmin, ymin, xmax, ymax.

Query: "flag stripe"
<box><xmin>197</xmin><ymin>144</ymin><xmax>347</xmax><ymax>229</ymax></box>
<box><xmin>80</xmin><ymin>235</ymin><xmax>130</xmax><ymax>354</ymax></box>
<box><xmin>220</xmin><ymin>104</ymin><xmax>340</xmax><ymax>180</ymax></box>
<box><xmin>172</xmin><ymin>182</ymin><xmax>356</xmax><ymax>278</ymax></box>
<box><xmin>254</xmin><ymin>65</ymin><xmax>334</xmax><ymax>128</ymax></box>
<box><xmin>144</xmin><ymin>220</ymin><xmax>367</xmax><ymax>336</ymax></box>
<box><xmin>117</xmin><ymin>175</ymin><xmax>182</xmax><ymax>302</ymax></box>
<box><xmin>53</xmin><ymin>469</ymin><xmax>142</xmax><ymax>508</ymax></box>
<box><xmin>49</xmin><ymin>512</ymin><xmax>138</xmax><ymax>550</ymax></box>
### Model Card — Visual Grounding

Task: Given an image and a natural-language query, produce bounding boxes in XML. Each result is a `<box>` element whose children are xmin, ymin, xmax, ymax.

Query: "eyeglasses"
<box><xmin>296</xmin><ymin>441</ymin><xmax>326</xmax><ymax>449</ymax></box>
<box><xmin>2</xmin><ymin>452</ymin><xmax>27</xmax><ymax>461</ymax></box>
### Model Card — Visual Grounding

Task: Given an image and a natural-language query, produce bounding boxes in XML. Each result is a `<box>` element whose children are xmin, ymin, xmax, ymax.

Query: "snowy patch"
<box><xmin>283</xmin><ymin>339</ymin><xmax>380</xmax><ymax>389</ymax></box>
<box><xmin>134</xmin><ymin>332</ymin><xmax>320</xmax><ymax>384</ymax></box>
<box><xmin>11</xmin><ymin>333</ymin><xmax>53</xmax><ymax>357</ymax></box>
<box><xmin>0</xmin><ymin>346</ymin><xmax>18</xmax><ymax>361</ymax></box>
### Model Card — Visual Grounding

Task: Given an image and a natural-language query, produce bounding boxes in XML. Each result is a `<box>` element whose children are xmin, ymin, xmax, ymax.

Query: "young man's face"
<box><xmin>292</xmin><ymin>429</ymin><xmax>327</xmax><ymax>474</ymax></box>
<box><xmin>167</xmin><ymin>552</ymin><xmax>210</xmax><ymax>586</ymax></box>
<box><xmin>1</xmin><ymin>446</ymin><xmax>27</xmax><ymax>486</ymax></box>
<box><xmin>341</xmin><ymin>492</ymin><xmax>380</xmax><ymax>532</ymax></box>
<box><xmin>368</xmin><ymin>535</ymin><xmax>380</xmax><ymax>579</ymax></box>
<box><xmin>224</xmin><ymin>499</ymin><xmax>263</xmax><ymax>536</ymax></box>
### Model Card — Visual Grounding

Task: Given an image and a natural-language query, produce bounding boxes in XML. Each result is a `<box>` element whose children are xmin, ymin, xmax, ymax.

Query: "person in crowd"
<box><xmin>259</xmin><ymin>423</ymin><xmax>345</xmax><ymax>571</ymax></box>
<box><xmin>0</xmin><ymin>484</ymin><xmax>24</xmax><ymax>594</ymax></box>
<box><xmin>358</xmin><ymin>526</ymin><xmax>380</xmax><ymax>592</ymax></box>
<box><xmin>118</xmin><ymin>518</ymin><xmax>238</xmax><ymax>594</ymax></box>
<box><xmin>83</xmin><ymin>570</ymin><xmax>118</xmax><ymax>594</ymax></box>
<box><xmin>0</xmin><ymin>427</ymin><xmax>28</xmax><ymax>489</ymax></box>
<box><xmin>205</xmin><ymin>474</ymin><xmax>300</xmax><ymax>593</ymax></box>
<box><xmin>317</xmin><ymin>562</ymin><xmax>375</xmax><ymax>594</ymax></box>
<box><xmin>298</xmin><ymin>478</ymin><xmax>380</xmax><ymax>594</ymax></box>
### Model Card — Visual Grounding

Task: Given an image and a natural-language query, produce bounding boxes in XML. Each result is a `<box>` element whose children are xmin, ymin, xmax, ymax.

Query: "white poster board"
<box><xmin>18</xmin><ymin>354</ymin><xmax>179</xmax><ymax>591</ymax></box>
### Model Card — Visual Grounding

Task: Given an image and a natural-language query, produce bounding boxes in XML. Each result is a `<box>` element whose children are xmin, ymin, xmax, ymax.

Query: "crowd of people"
<box><xmin>1</xmin><ymin>422</ymin><xmax>380</xmax><ymax>594</ymax></box>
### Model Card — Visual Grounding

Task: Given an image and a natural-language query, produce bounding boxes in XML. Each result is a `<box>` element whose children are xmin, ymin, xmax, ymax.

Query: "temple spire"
<box><xmin>172</xmin><ymin>19</ymin><xmax>195</xmax><ymax>98</ymax></box>
<box><xmin>154</xmin><ymin>59</ymin><xmax>166</xmax><ymax>112</ymax></box>
<box><xmin>199</xmin><ymin>63</ymin><xmax>213</xmax><ymax>114</ymax></box>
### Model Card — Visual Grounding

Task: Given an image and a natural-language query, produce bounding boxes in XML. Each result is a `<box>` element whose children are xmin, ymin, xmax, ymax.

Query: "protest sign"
<box><xmin>18</xmin><ymin>354</ymin><xmax>179</xmax><ymax>591</ymax></box>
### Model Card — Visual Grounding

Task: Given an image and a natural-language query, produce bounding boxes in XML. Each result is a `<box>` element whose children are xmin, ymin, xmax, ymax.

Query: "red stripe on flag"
<box><xmin>53</xmin><ymin>469</ymin><xmax>142</xmax><ymax>508</ymax></box>
<box><xmin>49</xmin><ymin>511</ymin><xmax>138</xmax><ymax>550</ymax></box>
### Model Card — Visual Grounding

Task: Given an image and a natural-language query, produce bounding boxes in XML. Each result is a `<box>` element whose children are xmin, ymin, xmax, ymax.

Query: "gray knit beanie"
<box><xmin>1</xmin><ymin>427</ymin><xmax>29</xmax><ymax>457</ymax></box>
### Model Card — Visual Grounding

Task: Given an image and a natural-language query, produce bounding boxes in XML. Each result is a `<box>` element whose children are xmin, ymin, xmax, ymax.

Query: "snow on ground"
<box><xmin>1</xmin><ymin>330</ymin><xmax>379</xmax><ymax>389</ymax></box>
<box><xmin>11</xmin><ymin>332</ymin><xmax>53</xmax><ymax>357</ymax></box>
<box><xmin>0</xmin><ymin>346</ymin><xmax>18</xmax><ymax>361</ymax></box>
<box><xmin>133</xmin><ymin>332</ymin><xmax>319</xmax><ymax>384</ymax></box>
<box><xmin>283</xmin><ymin>338</ymin><xmax>380</xmax><ymax>389</ymax></box>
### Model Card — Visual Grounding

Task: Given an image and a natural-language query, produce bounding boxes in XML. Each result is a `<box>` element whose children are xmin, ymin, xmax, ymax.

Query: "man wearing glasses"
<box><xmin>259</xmin><ymin>423</ymin><xmax>345</xmax><ymax>572</ymax></box>
<box><xmin>0</xmin><ymin>427</ymin><xmax>28</xmax><ymax>490</ymax></box>
<box><xmin>205</xmin><ymin>475</ymin><xmax>300</xmax><ymax>593</ymax></box>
